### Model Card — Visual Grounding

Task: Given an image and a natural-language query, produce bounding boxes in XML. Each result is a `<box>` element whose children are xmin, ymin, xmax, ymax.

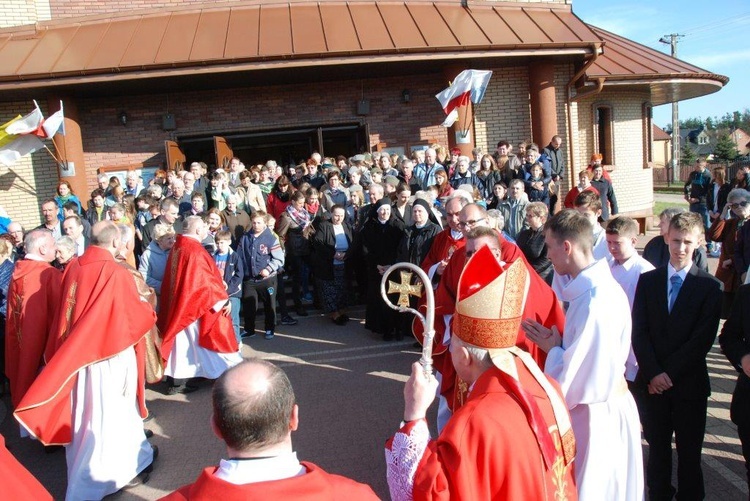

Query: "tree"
<box><xmin>681</xmin><ymin>143</ymin><xmax>697</xmax><ymax>168</ymax></box>
<box><xmin>681</xmin><ymin>117</ymin><xmax>703</xmax><ymax>130</ymax></box>
<box><xmin>705</xmin><ymin>116</ymin><xmax>715</xmax><ymax>131</ymax></box>
<box><xmin>713</xmin><ymin>133</ymin><xmax>738</xmax><ymax>162</ymax></box>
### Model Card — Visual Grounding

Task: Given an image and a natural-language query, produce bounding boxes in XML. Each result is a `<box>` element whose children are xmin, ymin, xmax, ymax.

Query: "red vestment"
<box><xmin>420</xmin><ymin>235</ymin><xmax>565</xmax><ymax>411</ymax></box>
<box><xmin>160</xmin><ymin>461</ymin><xmax>379</xmax><ymax>501</ymax></box>
<box><xmin>0</xmin><ymin>435</ymin><xmax>52</xmax><ymax>500</ymax></box>
<box><xmin>14</xmin><ymin>246</ymin><xmax>156</xmax><ymax>445</ymax></box>
<box><xmin>4</xmin><ymin>260</ymin><xmax>62</xmax><ymax>408</ymax></box>
<box><xmin>386</xmin><ymin>365</ymin><xmax>577</xmax><ymax>501</ymax></box>
<box><xmin>158</xmin><ymin>235</ymin><xmax>238</xmax><ymax>363</ymax></box>
<box><xmin>419</xmin><ymin>228</ymin><xmax>465</xmax><ymax>276</ymax></box>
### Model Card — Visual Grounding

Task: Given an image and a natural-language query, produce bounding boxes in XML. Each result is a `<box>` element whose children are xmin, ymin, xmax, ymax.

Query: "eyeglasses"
<box><xmin>730</xmin><ymin>201</ymin><xmax>749</xmax><ymax>209</ymax></box>
<box><xmin>458</xmin><ymin>218</ymin><xmax>486</xmax><ymax>228</ymax></box>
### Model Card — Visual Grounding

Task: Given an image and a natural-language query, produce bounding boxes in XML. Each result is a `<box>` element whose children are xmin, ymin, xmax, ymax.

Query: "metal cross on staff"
<box><xmin>380</xmin><ymin>263</ymin><xmax>436</xmax><ymax>376</ymax></box>
<box><xmin>388</xmin><ymin>271</ymin><xmax>423</xmax><ymax>308</ymax></box>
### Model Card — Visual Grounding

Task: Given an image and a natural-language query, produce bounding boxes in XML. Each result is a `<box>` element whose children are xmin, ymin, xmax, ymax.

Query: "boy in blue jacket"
<box><xmin>213</xmin><ymin>230</ymin><xmax>244</xmax><ymax>343</ymax></box>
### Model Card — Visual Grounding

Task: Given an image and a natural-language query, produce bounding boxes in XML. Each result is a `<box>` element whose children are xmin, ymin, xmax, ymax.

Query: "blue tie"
<box><xmin>669</xmin><ymin>274</ymin><xmax>683</xmax><ymax>313</ymax></box>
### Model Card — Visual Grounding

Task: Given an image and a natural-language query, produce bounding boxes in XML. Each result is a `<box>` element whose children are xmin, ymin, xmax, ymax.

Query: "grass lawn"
<box><xmin>653</xmin><ymin>199</ymin><xmax>688</xmax><ymax>218</ymax></box>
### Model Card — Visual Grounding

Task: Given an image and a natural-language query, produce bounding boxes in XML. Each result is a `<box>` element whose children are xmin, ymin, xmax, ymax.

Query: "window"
<box><xmin>642</xmin><ymin>103</ymin><xmax>653</xmax><ymax>168</ymax></box>
<box><xmin>593</xmin><ymin>104</ymin><xmax>614</xmax><ymax>165</ymax></box>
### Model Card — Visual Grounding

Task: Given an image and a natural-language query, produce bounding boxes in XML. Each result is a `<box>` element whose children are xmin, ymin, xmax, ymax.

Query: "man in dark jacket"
<box><xmin>684</xmin><ymin>158</ymin><xmax>712</xmax><ymax>235</ymax></box>
<box><xmin>542</xmin><ymin>135</ymin><xmax>565</xmax><ymax>214</ymax></box>
<box><xmin>590</xmin><ymin>165</ymin><xmax>618</xmax><ymax>221</ymax></box>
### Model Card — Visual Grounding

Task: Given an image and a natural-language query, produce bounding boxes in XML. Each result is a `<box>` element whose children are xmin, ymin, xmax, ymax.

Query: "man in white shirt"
<box><xmin>62</xmin><ymin>215</ymin><xmax>88</xmax><ymax>256</ymax></box>
<box><xmin>606</xmin><ymin>216</ymin><xmax>655</xmax><ymax>387</ymax></box>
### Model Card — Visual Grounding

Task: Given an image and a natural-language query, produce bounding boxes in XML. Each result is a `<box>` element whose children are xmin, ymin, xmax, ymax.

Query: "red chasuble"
<box><xmin>417</xmin><ymin>234</ymin><xmax>565</xmax><ymax>412</ymax></box>
<box><xmin>397</xmin><ymin>365</ymin><xmax>577</xmax><ymax>501</ymax></box>
<box><xmin>158</xmin><ymin>235</ymin><xmax>237</xmax><ymax>362</ymax></box>
<box><xmin>0</xmin><ymin>435</ymin><xmax>52</xmax><ymax>500</ymax></box>
<box><xmin>4</xmin><ymin>260</ymin><xmax>62</xmax><ymax>408</ymax></box>
<box><xmin>160</xmin><ymin>461</ymin><xmax>379</xmax><ymax>501</ymax></box>
<box><xmin>13</xmin><ymin>246</ymin><xmax>156</xmax><ymax>445</ymax></box>
<box><xmin>420</xmin><ymin>228</ymin><xmax>465</xmax><ymax>276</ymax></box>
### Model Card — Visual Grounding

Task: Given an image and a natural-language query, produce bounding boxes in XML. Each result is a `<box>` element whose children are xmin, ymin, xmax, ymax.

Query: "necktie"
<box><xmin>669</xmin><ymin>274</ymin><xmax>683</xmax><ymax>313</ymax></box>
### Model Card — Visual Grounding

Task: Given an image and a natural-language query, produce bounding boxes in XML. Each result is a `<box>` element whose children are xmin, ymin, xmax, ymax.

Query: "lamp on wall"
<box><xmin>402</xmin><ymin>90</ymin><xmax>411</xmax><ymax>103</ymax></box>
<box><xmin>118</xmin><ymin>111</ymin><xmax>128</xmax><ymax>126</ymax></box>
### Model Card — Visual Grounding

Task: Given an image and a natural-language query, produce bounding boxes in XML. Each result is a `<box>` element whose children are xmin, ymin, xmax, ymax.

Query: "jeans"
<box><xmin>689</xmin><ymin>203</ymin><xmax>709</xmax><ymax>233</ymax></box>
<box><xmin>229</xmin><ymin>296</ymin><xmax>241</xmax><ymax>344</ymax></box>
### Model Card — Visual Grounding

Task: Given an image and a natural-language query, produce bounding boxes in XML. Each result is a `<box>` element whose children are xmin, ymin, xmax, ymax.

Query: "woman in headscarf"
<box><xmin>361</xmin><ymin>199</ymin><xmax>405</xmax><ymax>341</ymax></box>
<box><xmin>393</xmin><ymin>198</ymin><xmax>441</xmax><ymax>339</ymax></box>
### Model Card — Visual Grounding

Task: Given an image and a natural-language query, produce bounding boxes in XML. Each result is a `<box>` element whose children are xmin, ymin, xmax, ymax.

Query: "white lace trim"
<box><xmin>385</xmin><ymin>421</ymin><xmax>431</xmax><ymax>501</ymax></box>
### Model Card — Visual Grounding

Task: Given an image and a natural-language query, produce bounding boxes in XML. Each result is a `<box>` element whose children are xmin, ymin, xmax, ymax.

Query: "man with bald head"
<box><xmin>5</xmin><ymin>229</ymin><xmax>62</xmax><ymax>435</ymax></box>
<box><xmin>158</xmin><ymin>216</ymin><xmax>242</xmax><ymax>394</ymax></box>
<box><xmin>161</xmin><ymin>359</ymin><xmax>378</xmax><ymax>500</ymax></box>
<box><xmin>15</xmin><ymin>221</ymin><xmax>158</xmax><ymax>499</ymax></box>
<box><xmin>421</xmin><ymin>194</ymin><xmax>471</xmax><ymax>285</ymax></box>
<box><xmin>7</xmin><ymin>221</ymin><xmax>24</xmax><ymax>260</ymax></box>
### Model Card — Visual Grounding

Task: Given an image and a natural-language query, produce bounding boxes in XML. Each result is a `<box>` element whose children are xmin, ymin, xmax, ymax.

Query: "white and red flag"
<box><xmin>435</xmin><ymin>69</ymin><xmax>493</xmax><ymax>117</ymax></box>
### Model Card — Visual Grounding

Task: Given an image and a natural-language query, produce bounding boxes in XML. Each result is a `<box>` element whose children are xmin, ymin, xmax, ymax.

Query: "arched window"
<box><xmin>643</xmin><ymin>103</ymin><xmax>653</xmax><ymax>167</ymax></box>
<box><xmin>593</xmin><ymin>104</ymin><xmax>614</xmax><ymax>165</ymax></box>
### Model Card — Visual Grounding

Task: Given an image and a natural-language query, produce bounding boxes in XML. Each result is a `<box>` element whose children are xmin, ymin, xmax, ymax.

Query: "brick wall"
<box><xmin>0</xmin><ymin>0</ymin><xmax>51</xmax><ymax>27</ymax></box>
<box><xmin>575</xmin><ymin>89</ymin><xmax>654</xmax><ymax>215</ymax></box>
<box><xmin>77</xmin><ymin>73</ymin><xmax>449</xmax><ymax>190</ymax></box>
<box><xmin>0</xmin><ymin>101</ymin><xmax>59</xmax><ymax>229</ymax></box>
<box><xmin>474</xmin><ymin>65</ymin><xmax>532</xmax><ymax>154</ymax></box>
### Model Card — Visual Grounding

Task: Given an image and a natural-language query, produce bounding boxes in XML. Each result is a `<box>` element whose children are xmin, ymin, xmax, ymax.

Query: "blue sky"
<box><xmin>572</xmin><ymin>0</ymin><xmax>749</xmax><ymax>129</ymax></box>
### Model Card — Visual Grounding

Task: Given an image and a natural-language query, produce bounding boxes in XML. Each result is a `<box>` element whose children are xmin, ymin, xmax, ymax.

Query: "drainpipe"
<box><xmin>565</xmin><ymin>43</ymin><xmax>603</xmax><ymax>183</ymax></box>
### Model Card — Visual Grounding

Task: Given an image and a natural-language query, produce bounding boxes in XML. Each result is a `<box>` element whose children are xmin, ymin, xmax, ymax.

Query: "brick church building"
<box><xmin>0</xmin><ymin>0</ymin><xmax>727</xmax><ymax>229</ymax></box>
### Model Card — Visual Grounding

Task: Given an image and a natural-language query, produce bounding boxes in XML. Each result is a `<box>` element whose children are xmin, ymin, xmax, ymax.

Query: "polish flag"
<box><xmin>435</xmin><ymin>69</ymin><xmax>493</xmax><ymax>116</ymax></box>
<box><xmin>39</xmin><ymin>102</ymin><xmax>65</xmax><ymax>139</ymax></box>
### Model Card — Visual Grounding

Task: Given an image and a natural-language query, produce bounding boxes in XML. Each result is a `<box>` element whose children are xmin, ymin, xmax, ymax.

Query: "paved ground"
<box><xmin>1</xmin><ymin>197</ymin><xmax>748</xmax><ymax>500</ymax></box>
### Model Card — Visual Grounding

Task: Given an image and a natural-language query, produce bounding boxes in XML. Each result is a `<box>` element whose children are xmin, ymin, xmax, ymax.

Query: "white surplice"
<box><xmin>608</xmin><ymin>254</ymin><xmax>655</xmax><ymax>381</ymax></box>
<box><xmin>164</xmin><ymin>306</ymin><xmax>242</xmax><ymax>380</ymax></box>
<box><xmin>66</xmin><ymin>347</ymin><xmax>153</xmax><ymax>501</ymax></box>
<box><xmin>544</xmin><ymin>259</ymin><xmax>644</xmax><ymax>501</ymax></box>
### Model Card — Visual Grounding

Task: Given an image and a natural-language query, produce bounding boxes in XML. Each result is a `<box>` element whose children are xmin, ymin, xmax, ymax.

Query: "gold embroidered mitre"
<box><xmin>453</xmin><ymin>246</ymin><xmax>529</xmax><ymax>349</ymax></box>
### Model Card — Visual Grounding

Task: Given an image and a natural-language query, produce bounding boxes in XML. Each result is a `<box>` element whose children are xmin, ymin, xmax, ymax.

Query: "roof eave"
<box><xmin>0</xmin><ymin>45</ymin><xmax>595</xmax><ymax>91</ymax></box>
<box><xmin>597</xmin><ymin>76</ymin><xmax>727</xmax><ymax>106</ymax></box>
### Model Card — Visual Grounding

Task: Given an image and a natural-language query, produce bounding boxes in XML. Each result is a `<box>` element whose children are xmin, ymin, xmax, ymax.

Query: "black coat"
<box><xmin>719</xmin><ymin>284</ymin><xmax>750</xmax><ymax>427</ymax></box>
<box><xmin>516</xmin><ymin>227</ymin><xmax>553</xmax><ymax>284</ymax></box>
<box><xmin>310</xmin><ymin>220</ymin><xmax>353</xmax><ymax>281</ymax></box>
<box><xmin>632</xmin><ymin>265</ymin><xmax>722</xmax><ymax>399</ymax></box>
<box><xmin>397</xmin><ymin>222</ymin><xmax>440</xmax><ymax>266</ymax></box>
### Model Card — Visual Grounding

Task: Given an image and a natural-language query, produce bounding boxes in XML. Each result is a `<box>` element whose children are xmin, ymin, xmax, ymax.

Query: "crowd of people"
<box><xmin>3</xmin><ymin>139</ymin><xmax>750</xmax><ymax>500</ymax></box>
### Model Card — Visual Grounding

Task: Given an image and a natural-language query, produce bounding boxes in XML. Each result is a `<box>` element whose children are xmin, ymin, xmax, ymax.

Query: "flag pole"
<box><xmin>43</xmin><ymin>144</ymin><xmax>62</xmax><ymax>165</ymax></box>
<box><xmin>58</xmin><ymin>100</ymin><xmax>68</xmax><ymax>164</ymax></box>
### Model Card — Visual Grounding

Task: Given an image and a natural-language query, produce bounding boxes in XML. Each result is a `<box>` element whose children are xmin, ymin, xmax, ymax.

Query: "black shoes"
<box><xmin>280</xmin><ymin>314</ymin><xmax>298</xmax><ymax>325</ymax></box>
<box><xmin>167</xmin><ymin>383</ymin><xmax>199</xmax><ymax>395</ymax></box>
<box><xmin>123</xmin><ymin>445</ymin><xmax>159</xmax><ymax>489</ymax></box>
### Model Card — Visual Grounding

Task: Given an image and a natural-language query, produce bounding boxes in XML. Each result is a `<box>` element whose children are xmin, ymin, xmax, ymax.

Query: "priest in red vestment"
<box><xmin>158</xmin><ymin>216</ymin><xmax>241</xmax><ymax>393</ymax></box>
<box><xmin>420</xmin><ymin>195</ymin><xmax>469</xmax><ymax>283</ymax></box>
<box><xmin>0</xmin><ymin>435</ymin><xmax>52</xmax><ymax>500</ymax></box>
<box><xmin>161</xmin><ymin>358</ymin><xmax>378</xmax><ymax>500</ymax></box>
<box><xmin>414</xmin><ymin>205</ymin><xmax>565</xmax><ymax>413</ymax></box>
<box><xmin>4</xmin><ymin>229</ymin><xmax>62</xmax><ymax>415</ymax></box>
<box><xmin>14</xmin><ymin>221</ymin><xmax>158</xmax><ymax>500</ymax></box>
<box><xmin>386</xmin><ymin>246</ymin><xmax>577</xmax><ymax>501</ymax></box>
